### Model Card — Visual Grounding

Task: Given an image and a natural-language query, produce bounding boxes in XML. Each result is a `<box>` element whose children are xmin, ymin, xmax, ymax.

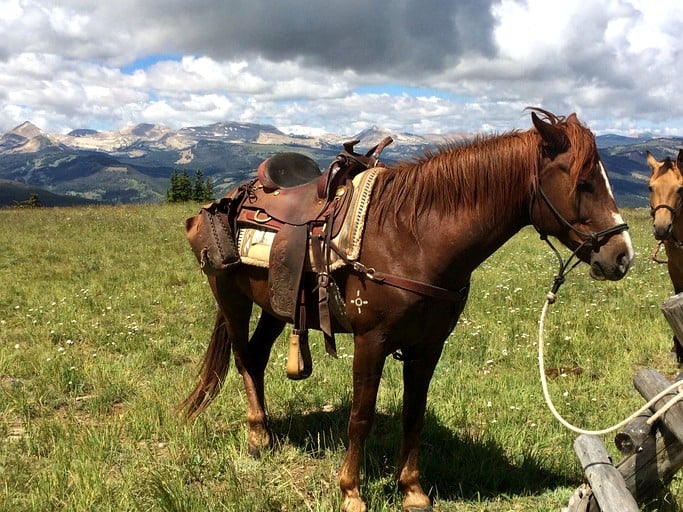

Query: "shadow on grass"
<box><xmin>268</xmin><ymin>403</ymin><xmax>575</xmax><ymax>503</ymax></box>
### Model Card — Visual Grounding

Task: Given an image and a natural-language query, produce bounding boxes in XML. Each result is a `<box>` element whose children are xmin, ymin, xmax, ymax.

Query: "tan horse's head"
<box><xmin>648</xmin><ymin>149</ymin><xmax>683</xmax><ymax>241</ymax></box>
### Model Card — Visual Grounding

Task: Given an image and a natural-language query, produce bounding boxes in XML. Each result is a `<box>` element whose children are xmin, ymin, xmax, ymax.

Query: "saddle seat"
<box><xmin>257</xmin><ymin>152</ymin><xmax>322</xmax><ymax>190</ymax></box>
<box><xmin>247</xmin><ymin>159</ymin><xmax>348</xmax><ymax>228</ymax></box>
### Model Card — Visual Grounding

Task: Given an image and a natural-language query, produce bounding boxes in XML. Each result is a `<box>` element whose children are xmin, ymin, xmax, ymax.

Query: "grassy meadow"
<box><xmin>1</xmin><ymin>204</ymin><xmax>682</xmax><ymax>511</ymax></box>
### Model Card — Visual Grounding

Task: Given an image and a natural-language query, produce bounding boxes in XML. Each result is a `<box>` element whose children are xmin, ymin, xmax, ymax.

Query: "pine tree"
<box><xmin>167</xmin><ymin>169</ymin><xmax>214</xmax><ymax>203</ymax></box>
<box><xmin>177</xmin><ymin>170</ymin><xmax>192</xmax><ymax>202</ymax></box>
<box><xmin>192</xmin><ymin>170</ymin><xmax>205</xmax><ymax>201</ymax></box>
<box><xmin>166</xmin><ymin>170</ymin><xmax>180</xmax><ymax>202</ymax></box>
<box><xmin>13</xmin><ymin>193</ymin><xmax>42</xmax><ymax>208</ymax></box>
<box><xmin>203</xmin><ymin>176</ymin><xmax>215</xmax><ymax>201</ymax></box>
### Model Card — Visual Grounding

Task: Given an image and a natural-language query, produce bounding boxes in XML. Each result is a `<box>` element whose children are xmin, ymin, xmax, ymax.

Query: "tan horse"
<box><xmin>648</xmin><ymin>149</ymin><xmax>683</xmax><ymax>361</ymax></box>
<box><xmin>181</xmin><ymin>109</ymin><xmax>634</xmax><ymax>512</ymax></box>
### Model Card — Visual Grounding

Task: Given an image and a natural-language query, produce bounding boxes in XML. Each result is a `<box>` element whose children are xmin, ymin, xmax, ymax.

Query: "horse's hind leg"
<box><xmin>233</xmin><ymin>309</ymin><xmax>286</xmax><ymax>457</ymax></box>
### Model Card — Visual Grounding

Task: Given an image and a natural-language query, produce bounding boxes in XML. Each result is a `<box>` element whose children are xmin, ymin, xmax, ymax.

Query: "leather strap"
<box><xmin>327</xmin><ymin>240</ymin><xmax>468</xmax><ymax>302</ymax></box>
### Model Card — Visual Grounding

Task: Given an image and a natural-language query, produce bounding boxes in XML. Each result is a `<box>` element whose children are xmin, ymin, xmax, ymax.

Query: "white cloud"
<box><xmin>0</xmin><ymin>0</ymin><xmax>682</xmax><ymax>136</ymax></box>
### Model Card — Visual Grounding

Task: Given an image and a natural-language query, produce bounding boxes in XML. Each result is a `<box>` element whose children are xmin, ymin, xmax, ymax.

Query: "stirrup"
<box><xmin>286</xmin><ymin>329</ymin><xmax>313</xmax><ymax>380</ymax></box>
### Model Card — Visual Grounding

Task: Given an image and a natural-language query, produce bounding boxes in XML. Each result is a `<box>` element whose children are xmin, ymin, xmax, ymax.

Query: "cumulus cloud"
<box><xmin>0</xmin><ymin>0</ymin><xmax>682</xmax><ymax>136</ymax></box>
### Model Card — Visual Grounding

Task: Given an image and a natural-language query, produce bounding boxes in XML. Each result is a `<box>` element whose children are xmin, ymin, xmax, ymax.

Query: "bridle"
<box><xmin>650</xmin><ymin>202</ymin><xmax>682</xmax><ymax>218</ymax></box>
<box><xmin>530</xmin><ymin>168</ymin><xmax>629</xmax><ymax>295</ymax></box>
<box><xmin>648</xmin><ymin>170</ymin><xmax>683</xmax><ymax>254</ymax></box>
<box><xmin>649</xmin><ymin>201</ymin><xmax>683</xmax><ymax>253</ymax></box>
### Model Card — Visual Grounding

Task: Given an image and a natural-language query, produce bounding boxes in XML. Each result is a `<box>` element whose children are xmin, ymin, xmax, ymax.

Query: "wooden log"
<box><xmin>566</xmin><ymin>369</ymin><xmax>683</xmax><ymax>511</ymax></box>
<box><xmin>610</xmin><ymin>367</ymin><xmax>683</xmax><ymax>505</ymax></box>
<box><xmin>614</xmin><ymin>410</ymin><xmax>652</xmax><ymax>456</ymax></box>
<box><xmin>616</xmin><ymin>425</ymin><xmax>683</xmax><ymax>505</ymax></box>
<box><xmin>561</xmin><ymin>483</ymin><xmax>592</xmax><ymax>512</ymax></box>
<box><xmin>661</xmin><ymin>293</ymin><xmax>683</xmax><ymax>340</ymax></box>
<box><xmin>570</xmin><ymin>428</ymin><xmax>682</xmax><ymax>511</ymax></box>
<box><xmin>632</xmin><ymin>368</ymin><xmax>683</xmax><ymax>445</ymax></box>
<box><xmin>573</xmin><ymin>435</ymin><xmax>640</xmax><ymax>512</ymax></box>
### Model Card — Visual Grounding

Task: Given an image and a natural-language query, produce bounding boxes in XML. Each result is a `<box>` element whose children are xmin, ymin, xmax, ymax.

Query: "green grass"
<box><xmin>1</xmin><ymin>205</ymin><xmax>682</xmax><ymax>511</ymax></box>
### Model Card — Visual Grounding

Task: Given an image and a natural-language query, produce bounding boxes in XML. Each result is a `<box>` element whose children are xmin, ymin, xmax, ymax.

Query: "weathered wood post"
<box><xmin>614</xmin><ymin>410</ymin><xmax>652</xmax><ymax>456</ymax></box>
<box><xmin>617</xmin><ymin>368</ymin><xmax>683</xmax><ymax>503</ymax></box>
<box><xmin>562</xmin><ymin>293</ymin><xmax>683</xmax><ymax>511</ymax></box>
<box><xmin>661</xmin><ymin>293</ymin><xmax>683</xmax><ymax>342</ymax></box>
<box><xmin>564</xmin><ymin>369</ymin><xmax>683</xmax><ymax>512</ymax></box>
<box><xmin>573</xmin><ymin>435</ymin><xmax>640</xmax><ymax>512</ymax></box>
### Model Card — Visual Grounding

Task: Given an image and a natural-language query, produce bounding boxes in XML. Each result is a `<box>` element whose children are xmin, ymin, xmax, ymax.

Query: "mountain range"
<box><xmin>0</xmin><ymin>120</ymin><xmax>680</xmax><ymax>208</ymax></box>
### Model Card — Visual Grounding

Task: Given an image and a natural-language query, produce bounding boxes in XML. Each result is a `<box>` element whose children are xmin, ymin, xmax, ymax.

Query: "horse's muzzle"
<box><xmin>653</xmin><ymin>223</ymin><xmax>673</xmax><ymax>241</ymax></box>
<box><xmin>589</xmin><ymin>232</ymin><xmax>634</xmax><ymax>281</ymax></box>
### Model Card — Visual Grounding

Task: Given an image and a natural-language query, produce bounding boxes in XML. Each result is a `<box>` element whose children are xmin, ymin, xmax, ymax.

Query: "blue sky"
<box><xmin>120</xmin><ymin>54</ymin><xmax>182</xmax><ymax>75</ymax></box>
<box><xmin>1</xmin><ymin>0</ymin><xmax>683</xmax><ymax>137</ymax></box>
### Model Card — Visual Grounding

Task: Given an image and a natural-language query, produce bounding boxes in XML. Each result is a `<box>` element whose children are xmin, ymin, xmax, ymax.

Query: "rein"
<box><xmin>538</xmin><ymin>289</ymin><xmax>683</xmax><ymax>436</ymax></box>
<box><xmin>533</xmin><ymin>187</ymin><xmax>683</xmax><ymax>436</ymax></box>
<box><xmin>524</xmin><ymin>178</ymin><xmax>683</xmax><ymax>436</ymax></box>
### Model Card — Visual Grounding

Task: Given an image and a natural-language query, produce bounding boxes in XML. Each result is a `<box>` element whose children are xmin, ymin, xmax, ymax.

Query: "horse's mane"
<box><xmin>372</xmin><ymin>109</ymin><xmax>599</xmax><ymax>234</ymax></box>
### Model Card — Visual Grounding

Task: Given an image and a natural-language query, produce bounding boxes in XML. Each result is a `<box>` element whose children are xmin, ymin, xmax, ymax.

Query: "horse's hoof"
<box><xmin>247</xmin><ymin>445</ymin><xmax>261</xmax><ymax>459</ymax></box>
<box><xmin>404</xmin><ymin>507</ymin><xmax>433</xmax><ymax>512</ymax></box>
<box><xmin>341</xmin><ymin>497</ymin><xmax>367</xmax><ymax>512</ymax></box>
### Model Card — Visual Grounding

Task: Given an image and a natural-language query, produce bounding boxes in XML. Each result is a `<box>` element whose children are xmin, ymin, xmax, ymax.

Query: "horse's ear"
<box><xmin>532</xmin><ymin>111</ymin><xmax>569</xmax><ymax>153</ymax></box>
<box><xmin>567</xmin><ymin>113</ymin><xmax>579</xmax><ymax>124</ymax></box>
<box><xmin>677</xmin><ymin>149</ymin><xmax>683</xmax><ymax>171</ymax></box>
<box><xmin>646</xmin><ymin>151</ymin><xmax>659</xmax><ymax>173</ymax></box>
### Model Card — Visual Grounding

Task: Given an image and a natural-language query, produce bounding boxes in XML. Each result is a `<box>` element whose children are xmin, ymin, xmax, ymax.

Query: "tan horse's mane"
<box><xmin>372</xmin><ymin>109</ymin><xmax>600</xmax><ymax>232</ymax></box>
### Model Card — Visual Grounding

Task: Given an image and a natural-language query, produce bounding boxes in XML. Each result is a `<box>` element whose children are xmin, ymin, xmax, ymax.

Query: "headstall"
<box><xmin>530</xmin><ymin>173</ymin><xmax>629</xmax><ymax>296</ymax></box>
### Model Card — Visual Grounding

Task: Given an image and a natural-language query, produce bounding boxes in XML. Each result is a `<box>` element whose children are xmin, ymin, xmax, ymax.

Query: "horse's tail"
<box><xmin>178</xmin><ymin>309</ymin><xmax>232</xmax><ymax>421</ymax></box>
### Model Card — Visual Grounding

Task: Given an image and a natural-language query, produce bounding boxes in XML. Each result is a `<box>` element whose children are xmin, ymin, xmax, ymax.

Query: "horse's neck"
<box><xmin>414</xmin><ymin>175</ymin><xmax>531</xmax><ymax>275</ymax></box>
<box><xmin>674</xmin><ymin>214</ymin><xmax>683</xmax><ymax>241</ymax></box>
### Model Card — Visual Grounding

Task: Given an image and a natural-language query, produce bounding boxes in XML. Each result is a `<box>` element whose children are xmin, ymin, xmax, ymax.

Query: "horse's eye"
<box><xmin>577</xmin><ymin>180</ymin><xmax>594</xmax><ymax>193</ymax></box>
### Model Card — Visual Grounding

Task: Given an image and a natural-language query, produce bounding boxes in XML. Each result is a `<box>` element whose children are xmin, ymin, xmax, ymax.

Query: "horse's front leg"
<box><xmin>397</xmin><ymin>341</ymin><xmax>446</xmax><ymax>512</ymax></box>
<box><xmin>667</xmin><ymin>249</ymin><xmax>683</xmax><ymax>362</ymax></box>
<box><xmin>339</xmin><ymin>334</ymin><xmax>386</xmax><ymax>512</ymax></box>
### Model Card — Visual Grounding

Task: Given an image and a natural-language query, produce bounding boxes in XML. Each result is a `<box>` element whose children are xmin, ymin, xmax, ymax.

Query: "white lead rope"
<box><xmin>539</xmin><ymin>291</ymin><xmax>683</xmax><ymax>436</ymax></box>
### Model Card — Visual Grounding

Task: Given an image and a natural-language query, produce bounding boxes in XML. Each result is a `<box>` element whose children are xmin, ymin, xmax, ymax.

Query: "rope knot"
<box><xmin>551</xmin><ymin>275</ymin><xmax>565</xmax><ymax>296</ymax></box>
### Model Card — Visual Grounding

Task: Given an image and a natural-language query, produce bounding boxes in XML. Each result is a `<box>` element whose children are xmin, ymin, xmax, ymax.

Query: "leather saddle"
<box><xmin>240</xmin><ymin>137</ymin><xmax>393</xmax><ymax>312</ymax></box>
<box><xmin>192</xmin><ymin>136</ymin><xmax>393</xmax><ymax>379</ymax></box>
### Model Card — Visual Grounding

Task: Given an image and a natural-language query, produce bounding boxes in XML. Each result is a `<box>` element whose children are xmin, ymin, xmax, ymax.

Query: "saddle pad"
<box><xmin>236</xmin><ymin>167</ymin><xmax>381</xmax><ymax>270</ymax></box>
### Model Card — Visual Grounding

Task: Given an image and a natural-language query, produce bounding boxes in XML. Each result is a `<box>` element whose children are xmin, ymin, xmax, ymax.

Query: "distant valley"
<box><xmin>0</xmin><ymin>120</ymin><xmax>680</xmax><ymax>208</ymax></box>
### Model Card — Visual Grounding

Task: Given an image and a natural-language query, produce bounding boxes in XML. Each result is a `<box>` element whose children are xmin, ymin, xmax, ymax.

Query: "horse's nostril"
<box><xmin>653</xmin><ymin>224</ymin><xmax>673</xmax><ymax>241</ymax></box>
<box><xmin>617</xmin><ymin>252</ymin><xmax>630</xmax><ymax>274</ymax></box>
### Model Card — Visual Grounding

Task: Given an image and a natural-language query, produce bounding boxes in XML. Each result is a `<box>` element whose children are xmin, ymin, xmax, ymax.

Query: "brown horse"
<box><xmin>180</xmin><ymin>109</ymin><xmax>634</xmax><ymax>512</ymax></box>
<box><xmin>647</xmin><ymin>149</ymin><xmax>683</xmax><ymax>361</ymax></box>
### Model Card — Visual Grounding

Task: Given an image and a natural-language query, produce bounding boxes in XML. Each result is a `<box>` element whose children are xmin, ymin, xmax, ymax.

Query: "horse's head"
<box><xmin>529</xmin><ymin>109</ymin><xmax>634</xmax><ymax>281</ymax></box>
<box><xmin>647</xmin><ymin>150</ymin><xmax>683</xmax><ymax>241</ymax></box>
